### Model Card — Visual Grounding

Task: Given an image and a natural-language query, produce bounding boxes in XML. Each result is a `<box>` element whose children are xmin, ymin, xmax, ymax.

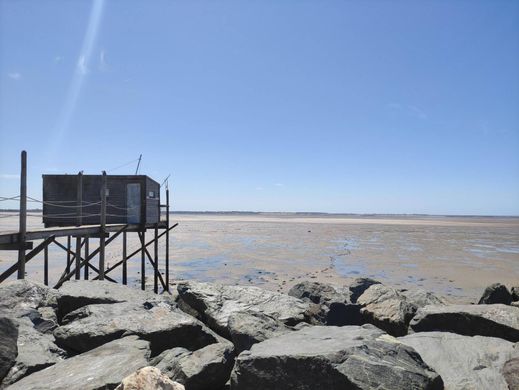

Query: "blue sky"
<box><xmin>1</xmin><ymin>0</ymin><xmax>518</xmax><ymax>215</ymax></box>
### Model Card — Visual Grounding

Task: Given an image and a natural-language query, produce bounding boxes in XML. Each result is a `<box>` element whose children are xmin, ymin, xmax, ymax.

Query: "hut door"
<box><xmin>127</xmin><ymin>183</ymin><xmax>141</xmax><ymax>223</ymax></box>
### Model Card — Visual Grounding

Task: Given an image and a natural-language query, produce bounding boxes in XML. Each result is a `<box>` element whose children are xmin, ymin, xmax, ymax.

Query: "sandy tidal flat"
<box><xmin>1</xmin><ymin>212</ymin><xmax>518</xmax><ymax>302</ymax></box>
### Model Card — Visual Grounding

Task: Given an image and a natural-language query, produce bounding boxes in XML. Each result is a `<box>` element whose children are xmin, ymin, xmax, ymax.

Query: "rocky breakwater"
<box><xmin>0</xmin><ymin>278</ymin><xmax>518</xmax><ymax>389</ymax></box>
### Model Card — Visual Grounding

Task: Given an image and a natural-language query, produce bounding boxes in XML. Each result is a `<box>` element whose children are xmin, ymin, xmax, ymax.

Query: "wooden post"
<box><xmin>141</xmin><ymin>231</ymin><xmax>145</xmax><ymax>290</ymax></box>
<box><xmin>17</xmin><ymin>150</ymin><xmax>27</xmax><ymax>279</ymax></box>
<box><xmin>122</xmin><ymin>231</ymin><xmax>127</xmax><ymax>285</ymax></box>
<box><xmin>84</xmin><ymin>237</ymin><xmax>89</xmax><ymax>280</ymax></box>
<box><xmin>165</xmin><ymin>188</ymin><xmax>170</xmax><ymax>292</ymax></box>
<box><xmin>44</xmin><ymin>245</ymin><xmax>49</xmax><ymax>286</ymax></box>
<box><xmin>154</xmin><ymin>224</ymin><xmax>158</xmax><ymax>294</ymax></box>
<box><xmin>76</xmin><ymin>172</ymin><xmax>83</xmax><ymax>226</ymax></box>
<box><xmin>66</xmin><ymin>236</ymin><xmax>71</xmax><ymax>274</ymax></box>
<box><xmin>99</xmin><ymin>171</ymin><xmax>107</xmax><ymax>280</ymax></box>
<box><xmin>75</xmin><ymin>237</ymin><xmax>81</xmax><ymax>280</ymax></box>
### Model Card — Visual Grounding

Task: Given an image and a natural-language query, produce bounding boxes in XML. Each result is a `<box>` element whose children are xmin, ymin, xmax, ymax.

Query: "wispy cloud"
<box><xmin>54</xmin><ymin>56</ymin><xmax>64</xmax><ymax>64</ymax></box>
<box><xmin>275</xmin><ymin>183</ymin><xmax>284</xmax><ymax>187</ymax></box>
<box><xmin>99</xmin><ymin>49</ymin><xmax>108</xmax><ymax>71</ymax></box>
<box><xmin>387</xmin><ymin>103</ymin><xmax>427</xmax><ymax>120</ymax></box>
<box><xmin>255</xmin><ymin>186</ymin><xmax>264</xmax><ymax>191</ymax></box>
<box><xmin>48</xmin><ymin>0</ymin><xmax>105</xmax><ymax>160</ymax></box>
<box><xmin>8</xmin><ymin>72</ymin><xmax>21</xmax><ymax>80</ymax></box>
<box><xmin>0</xmin><ymin>174</ymin><xmax>20</xmax><ymax>179</ymax></box>
<box><xmin>77</xmin><ymin>55</ymin><xmax>88</xmax><ymax>75</ymax></box>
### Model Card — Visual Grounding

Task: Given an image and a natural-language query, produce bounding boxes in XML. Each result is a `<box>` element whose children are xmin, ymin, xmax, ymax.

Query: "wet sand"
<box><xmin>1</xmin><ymin>212</ymin><xmax>518</xmax><ymax>303</ymax></box>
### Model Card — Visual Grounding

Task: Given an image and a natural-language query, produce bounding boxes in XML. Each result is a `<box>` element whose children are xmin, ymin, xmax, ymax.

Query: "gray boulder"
<box><xmin>357</xmin><ymin>284</ymin><xmax>417</xmax><ymax>336</ymax></box>
<box><xmin>231</xmin><ymin>325</ymin><xmax>443</xmax><ymax>390</ymax></box>
<box><xmin>502</xmin><ymin>357</ymin><xmax>519</xmax><ymax>390</ymax></box>
<box><xmin>478</xmin><ymin>283</ymin><xmax>512</xmax><ymax>305</ymax></box>
<box><xmin>409</xmin><ymin>304</ymin><xmax>519</xmax><ymax>342</ymax></box>
<box><xmin>400</xmin><ymin>288</ymin><xmax>448</xmax><ymax>307</ymax></box>
<box><xmin>152</xmin><ymin>342</ymin><xmax>234</xmax><ymax>390</ymax></box>
<box><xmin>510</xmin><ymin>286</ymin><xmax>519</xmax><ymax>301</ymax></box>
<box><xmin>0</xmin><ymin>281</ymin><xmax>66</xmax><ymax>386</ymax></box>
<box><xmin>7</xmin><ymin>336</ymin><xmax>150</xmax><ymax>390</ymax></box>
<box><xmin>57</xmin><ymin>280</ymin><xmax>173</xmax><ymax>320</ymax></box>
<box><xmin>227</xmin><ymin>311</ymin><xmax>291</xmax><ymax>353</ymax></box>
<box><xmin>0</xmin><ymin>317</ymin><xmax>18</xmax><ymax>382</ymax></box>
<box><xmin>115</xmin><ymin>366</ymin><xmax>185</xmax><ymax>390</ymax></box>
<box><xmin>0</xmin><ymin>280</ymin><xmax>59</xmax><ymax>315</ymax></box>
<box><xmin>347</xmin><ymin>277</ymin><xmax>382</xmax><ymax>302</ymax></box>
<box><xmin>177</xmin><ymin>281</ymin><xmax>311</xmax><ymax>339</ymax></box>
<box><xmin>54</xmin><ymin>301</ymin><xmax>219</xmax><ymax>355</ymax></box>
<box><xmin>400</xmin><ymin>332</ymin><xmax>519</xmax><ymax>389</ymax></box>
<box><xmin>288</xmin><ymin>281</ymin><xmax>362</xmax><ymax>325</ymax></box>
<box><xmin>1</xmin><ymin>317</ymin><xmax>66</xmax><ymax>386</ymax></box>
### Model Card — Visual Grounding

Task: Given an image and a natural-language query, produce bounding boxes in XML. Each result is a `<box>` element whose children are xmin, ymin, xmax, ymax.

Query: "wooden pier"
<box><xmin>0</xmin><ymin>151</ymin><xmax>176</xmax><ymax>293</ymax></box>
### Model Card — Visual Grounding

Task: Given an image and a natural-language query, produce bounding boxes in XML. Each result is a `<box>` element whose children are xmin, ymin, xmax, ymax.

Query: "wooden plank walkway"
<box><xmin>0</xmin><ymin>222</ymin><xmax>169</xmax><ymax>245</ymax></box>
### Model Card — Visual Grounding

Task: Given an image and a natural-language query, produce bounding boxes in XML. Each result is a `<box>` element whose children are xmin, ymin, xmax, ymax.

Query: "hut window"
<box><xmin>149</xmin><ymin>191</ymin><xmax>155</xmax><ymax>198</ymax></box>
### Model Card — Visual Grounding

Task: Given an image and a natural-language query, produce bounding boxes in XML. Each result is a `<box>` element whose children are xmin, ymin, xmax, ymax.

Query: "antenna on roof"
<box><xmin>135</xmin><ymin>154</ymin><xmax>142</xmax><ymax>175</ymax></box>
<box><xmin>160</xmin><ymin>174</ymin><xmax>170</xmax><ymax>188</ymax></box>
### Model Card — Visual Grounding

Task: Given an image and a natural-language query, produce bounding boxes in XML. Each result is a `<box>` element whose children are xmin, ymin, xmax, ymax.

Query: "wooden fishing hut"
<box><xmin>0</xmin><ymin>151</ymin><xmax>176</xmax><ymax>294</ymax></box>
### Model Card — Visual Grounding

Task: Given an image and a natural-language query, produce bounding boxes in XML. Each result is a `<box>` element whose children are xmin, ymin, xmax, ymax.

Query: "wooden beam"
<box><xmin>17</xmin><ymin>150</ymin><xmax>27</xmax><ymax>279</ymax></box>
<box><xmin>75</xmin><ymin>236</ymin><xmax>81</xmax><ymax>280</ymax></box>
<box><xmin>122</xmin><ymin>231</ymin><xmax>127</xmax><ymax>285</ymax></box>
<box><xmin>141</xmin><ymin>231</ymin><xmax>145</xmax><ymax>290</ymax></box>
<box><xmin>0</xmin><ymin>242</ymin><xmax>33</xmax><ymax>250</ymax></box>
<box><xmin>0</xmin><ymin>235</ymin><xmax>54</xmax><ymax>283</ymax></box>
<box><xmin>84</xmin><ymin>238</ymin><xmax>89</xmax><ymax>280</ymax></box>
<box><xmin>99</xmin><ymin>171</ymin><xmax>107</xmax><ymax>280</ymax></box>
<box><xmin>154</xmin><ymin>224</ymin><xmax>158</xmax><ymax>294</ymax></box>
<box><xmin>102</xmin><ymin>223</ymin><xmax>177</xmax><ymax>276</ymax></box>
<box><xmin>165</xmin><ymin>188</ymin><xmax>170</xmax><ymax>292</ymax></box>
<box><xmin>0</xmin><ymin>221</ymin><xmax>168</xmax><ymax>245</ymax></box>
<box><xmin>53</xmin><ymin>225</ymin><xmax>127</xmax><ymax>288</ymax></box>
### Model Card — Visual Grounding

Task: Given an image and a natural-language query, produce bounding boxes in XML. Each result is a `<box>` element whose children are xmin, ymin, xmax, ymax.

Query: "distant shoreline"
<box><xmin>0</xmin><ymin>209</ymin><xmax>518</xmax><ymax>218</ymax></box>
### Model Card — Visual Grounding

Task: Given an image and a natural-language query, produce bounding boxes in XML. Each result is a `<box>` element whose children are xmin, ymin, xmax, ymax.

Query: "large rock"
<box><xmin>410</xmin><ymin>304</ymin><xmax>519</xmax><ymax>342</ymax></box>
<box><xmin>57</xmin><ymin>280</ymin><xmax>173</xmax><ymax>320</ymax></box>
<box><xmin>153</xmin><ymin>341</ymin><xmax>234</xmax><ymax>390</ymax></box>
<box><xmin>288</xmin><ymin>281</ymin><xmax>362</xmax><ymax>325</ymax></box>
<box><xmin>54</xmin><ymin>300</ymin><xmax>219</xmax><ymax>355</ymax></box>
<box><xmin>502</xmin><ymin>357</ymin><xmax>519</xmax><ymax>390</ymax></box>
<box><xmin>227</xmin><ymin>311</ymin><xmax>291</xmax><ymax>353</ymax></box>
<box><xmin>357</xmin><ymin>284</ymin><xmax>417</xmax><ymax>336</ymax></box>
<box><xmin>399</xmin><ymin>288</ymin><xmax>448</xmax><ymax>307</ymax></box>
<box><xmin>177</xmin><ymin>281</ymin><xmax>311</xmax><ymax>339</ymax></box>
<box><xmin>400</xmin><ymin>332</ymin><xmax>519</xmax><ymax>389</ymax></box>
<box><xmin>231</xmin><ymin>325</ymin><xmax>443</xmax><ymax>390</ymax></box>
<box><xmin>7</xmin><ymin>336</ymin><xmax>150</xmax><ymax>390</ymax></box>
<box><xmin>1</xmin><ymin>317</ymin><xmax>66</xmax><ymax>386</ymax></box>
<box><xmin>0</xmin><ymin>281</ymin><xmax>66</xmax><ymax>386</ymax></box>
<box><xmin>347</xmin><ymin>277</ymin><xmax>382</xmax><ymax>303</ymax></box>
<box><xmin>0</xmin><ymin>317</ymin><xmax>18</xmax><ymax>382</ymax></box>
<box><xmin>115</xmin><ymin>366</ymin><xmax>185</xmax><ymax>390</ymax></box>
<box><xmin>478</xmin><ymin>283</ymin><xmax>512</xmax><ymax>305</ymax></box>
<box><xmin>0</xmin><ymin>280</ymin><xmax>58</xmax><ymax>315</ymax></box>
<box><xmin>511</xmin><ymin>286</ymin><xmax>519</xmax><ymax>301</ymax></box>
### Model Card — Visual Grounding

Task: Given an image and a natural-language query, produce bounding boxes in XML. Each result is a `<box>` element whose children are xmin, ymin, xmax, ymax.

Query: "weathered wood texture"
<box><xmin>42</xmin><ymin>175</ymin><xmax>161</xmax><ymax>227</ymax></box>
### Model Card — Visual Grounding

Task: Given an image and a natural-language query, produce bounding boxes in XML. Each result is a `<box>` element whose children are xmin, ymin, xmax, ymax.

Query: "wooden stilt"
<box><xmin>99</xmin><ymin>171</ymin><xmax>107</xmax><ymax>280</ymax></box>
<box><xmin>0</xmin><ymin>236</ymin><xmax>54</xmax><ymax>283</ymax></box>
<box><xmin>122</xmin><ymin>231</ymin><xmax>127</xmax><ymax>285</ymax></box>
<box><xmin>165</xmin><ymin>188</ymin><xmax>170</xmax><ymax>292</ymax></box>
<box><xmin>66</xmin><ymin>236</ymin><xmax>71</xmax><ymax>274</ymax></box>
<box><xmin>102</xmin><ymin>223</ymin><xmax>177</xmax><ymax>276</ymax></box>
<box><xmin>141</xmin><ymin>231</ymin><xmax>146</xmax><ymax>290</ymax></box>
<box><xmin>84</xmin><ymin>238</ymin><xmax>89</xmax><ymax>280</ymax></box>
<box><xmin>44</xmin><ymin>244</ymin><xmax>48</xmax><ymax>286</ymax></box>
<box><xmin>17</xmin><ymin>150</ymin><xmax>27</xmax><ymax>279</ymax></box>
<box><xmin>154</xmin><ymin>224</ymin><xmax>158</xmax><ymax>294</ymax></box>
<box><xmin>75</xmin><ymin>236</ymin><xmax>81</xmax><ymax>280</ymax></box>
